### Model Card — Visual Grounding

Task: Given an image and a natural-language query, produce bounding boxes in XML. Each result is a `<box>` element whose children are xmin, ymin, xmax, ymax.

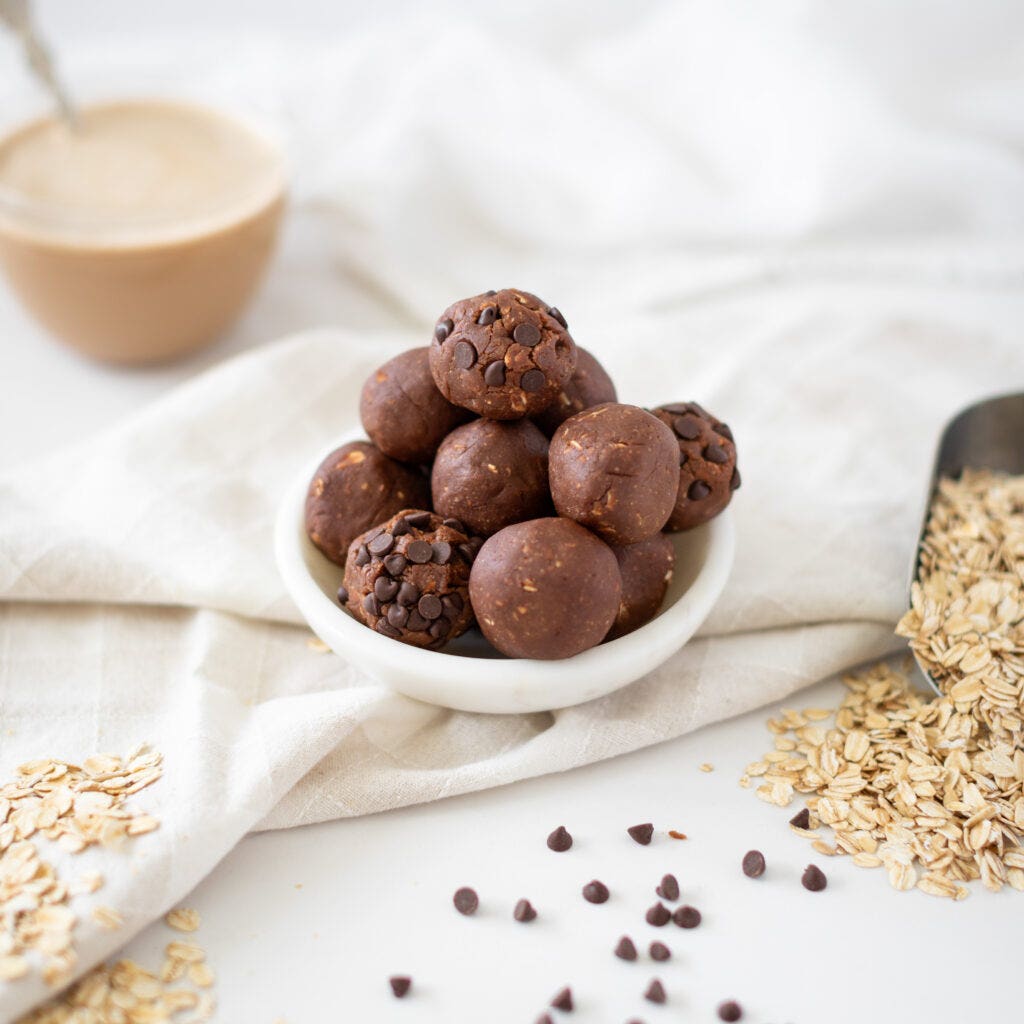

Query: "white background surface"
<box><xmin>3</xmin><ymin>2</ymin><xmax>1024</xmax><ymax>1022</ymax></box>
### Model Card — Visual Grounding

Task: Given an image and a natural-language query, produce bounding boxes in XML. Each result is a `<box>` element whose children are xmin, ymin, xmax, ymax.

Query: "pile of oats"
<box><xmin>0</xmin><ymin>746</ymin><xmax>162</xmax><ymax>987</ymax></box>
<box><xmin>17</xmin><ymin>908</ymin><xmax>215</xmax><ymax>1024</ymax></box>
<box><xmin>743</xmin><ymin>471</ymin><xmax>1024</xmax><ymax>900</ymax></box>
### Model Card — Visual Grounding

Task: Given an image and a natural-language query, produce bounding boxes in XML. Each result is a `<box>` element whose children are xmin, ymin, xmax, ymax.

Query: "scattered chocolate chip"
<box><xmin>673</xmin><ymin>905</ymin><xmax>701</xmax><ymax>929</ymax></box>
<box><xmin>742</xmin><ymin>850</ymin><xmax>766</xmax><ymax>879</ymax></box>
<box><xmin>453</xmin><ymin>340</ymin><xmax>477</xmax><ymax>369</ymax></box>
<box><xmin>484</xmin><ymin>289</ymin><xmax>497</xmax><ymax>297</ymax></box>
<box><xmin>368</xmin><ymin>532</ymin><xmax>395</xmax><ymax>556</ymax></box>
<box><xmin>453</xmin><ymin>887</ymin><xmax>479</xmax><ymax>915</ymax></box>
<box><xmin>547</xmin><ymin>307</ymin><xmax>568</xmax><ymax>328</ymax></box>
<box><xmin>614</xmin><ymin>936</ymin><xmax>637</xmax><ymax>961</ymax></box>
<box><xmin>405</xmin><ymin>511</ymin><xmax>433</xmax><ymax>529</ymax></box>
<box><xmin>520</xmin><ymin>369</ymin><xmax>546</xmax><ymax>393</ymax></box>
<box><xmin>513</xmin><ymin>322</ymin><xmax>541</xmax><ymax>347</ymax></box>
<box><xmin>660</xmin><ymin>402</ymin><xmax>689</xmax><ymax>414</ymax></box>
<box><xmin>477</xmin><ymin>306</ymin><xmax>498</xmax><ymax>326</ymax></box>
<box><xmin>484</xmin><ymin>360</ymin><xmax>506</xmax><ymax>386</ymax></box>
<box><xmin>802</xmin><ymin>864</ymin><xmax>827</xmax><ymax>891</ymax></box>
<box><xmin>376</xmin><ymin>620</ymin><xmax>401</xmax><ymax>638</ymax></box>
<box><xmin>382</xmin><ymin>553</ymin><xmax>407</xmax><ymax>576</ymax></box>
<box><xmin>336</xmin><ymin>586</ymin><xmax>348</xmax><ymax>605</ymax></box>
<box><xmin>655</xmin><ymin>874</ymin><xmax>679</xmax><ymax>901</ymax></box>
<box><xmin>391</xmin><ymin>516</ymin><xmax>410</xmax><ymax>536</ymax></box>
<box><xmin>687</xmin><ymin>480</ymin><xmax>711</xmax><ymax>501</ymax></box>
<box><xmin>442</xmin><ymin>593</ymin><xmax>464</xmax><ymax>615</ymax></box>
<box><xmin>582</xmin><ymin>880</ymin><xmax>609</xmax><ymax>904</ymax></box>
<box><xmin>679</xmin><ymin>451</ymin><xmax>689</xmax><ymax>466</ymax></box>
<box><xmin>790</xmin><ymin>807</ymin><xmax>811</xmax><ymax>830</ymax></box>
<box><xmin>362</xmin><ymin>594</ymin><xmax>380</xmax><ymax>616</ymax></box>
<box><xmin>418</xmin><ymin>594</ymin><xmax>443</xmax><ymax>620</ymax></box>
<box><xmin>374</xmin><ymin>577</ymin><xmax>399</xmax><ymax>602</ymax></box>
<box><xmin>442</xmin><ymin>517</ymin><xmax>465</xmax><ymax>532</ymax></box>
<box><xmin>649</xmin><ymin>941</ymin><xmax>670</xmax><ymax>962</ymax></box>
<box><xmin>432</xmin><ymin>541</ymin><xmax>453</xmax><ymax>564</ymax></box>
<box><xmin>389</xmin><ymin>975</ymin><xmax>412</xmax><ymax>998</ymax></box>
<box><xmin>547</xmin><ymin>825</ymin><xmax>573</xmax><ymax>852</ymax></box>
<box><xmin>667</xmin><ymin>830</ymin><xmax>687</xmax><ymax>840</ymax></box>
<box><xmin>550</xmin><ymin>987</ymin><xmax>573</xmax><ymax>1012</ymax></box>
<box><xmin>718</xmin><ymin>1000</ymin><xmax>743</xmax><ymax>1022</ymax></box>
<box><xmin>628</xmin><ymin>823</ymin><xmax>654</xmax><ymax>846</ymax></box>
<box><xmin>730</xmin><ymin>467</ymin><xmax>742</xmax><ymax>490</ymax></box>
<box><xmin>397</xmin><ymin>581</ymin><xmax>420</xmax><ymax>606</ymax></box>
<box><xmin>407</xmin><ymin>540</ymin><xmax>434</xmax><ymax>564</ymax></box>
<box><xmin>387</xmin><ymin>604</ymin><xmax>409</xmax><ymax>628</ymax></box>
<box><xmin>673</xmin><ymin>416</ymin><xmax>701</xmax><ymax>440</ymax></box>
<box><xmin>715</xmin><ymin>422</ymin><xmax>733</xmax><ymax>441</ymax></box>
<box><xmin>535</xmin><ymin>1017</ymin><xmax>553</xmax><ymax>1024</ymax></box>
<box><xmin>354</xmin><ymin>545</ymin><xmax>371</xmax><ymax>567</ymax></box>
<box><xmin>434</xmin><ymin>319</ymin><xmax>454</xmax><ymax>342</ymax></box>
<box><xmin>645</xmin><ymin>902</ymin><xmax>670</xmax><ymax>927</ymax></box>
<box><xmin>406</xmin><ymin>610</ymin><xmax>429</xmax><ymax>631</ymax></box>
<box><xmin>705</xmin><ymin>444</ymin><xmax>729</xmax><ymax>464</ymax></box>
<box><xmin>457</xmin><ymin>543</ymin><xmax>477</xmax><ymax>564</ymax></box>
<box><xmin>513</xmin><ymin>898</ymin><xmax>537</xmax><ymax>922</ymax></box>
<box><xmin>644</xmin><ymin>979</ymin><xmax>666</xmax><ymax>1004</ymax></box>
<box><xmin>428</xmin><ymin>619</ymin><xmax>450</xmax><ymax>640</ymax></box>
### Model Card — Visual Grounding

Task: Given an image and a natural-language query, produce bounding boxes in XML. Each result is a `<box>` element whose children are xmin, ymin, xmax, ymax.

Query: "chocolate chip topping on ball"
<box><xmin>651</xmin><ymin>402</ymin><xmax>739</xmax><ymax>532</ymax></box>
<box><xmin>359</xmin><ymin>347</ymin><xmax>471</xmax><ymax>464</ymax></box>
<box><xmin>549</xmin><ymin>403</ymin><xmax>680</xmax><ymax>546</ymax></box>
<box><xmin>469</xmin><ymin>518</ymin><xmax>621</xmax><ymax>660</ymax></box>
<box><xmin>533</xmin><ymin>347</ymin><xmax>618</xmax><ymax>436</ymax></box>
<box><xmin>342</xmin><ymin>510</ymin><xmax>480</xmax><ymax>649</ymax></box>
<box><xmin>305</xmin><ymin>442</ymin><xmax>432</xmax><ymax>566</ymax></box>
<box><xmin>429</xmin><ymin>289</ymin><xmax>577</xmax><ymax>420</ymax></box>
<box><xmin>605</xmin><ymin>533</ymin><xmax>675</xmax><ymax>641</ymax></box>
<box><xmin>431</xmin><ymin>418</ymin><xmax>552</xmax><ymax>538</ymax></box>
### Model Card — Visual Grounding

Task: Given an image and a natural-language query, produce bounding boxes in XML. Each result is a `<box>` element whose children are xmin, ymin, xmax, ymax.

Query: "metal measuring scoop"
<box><xmin>908</xmin><ymin>392</ymin><xmax>1024</xmax><ymax>694</ymax></box>
<box><xmin>0</xmin><ymin>0</ymin><xmax>78</xmax><ymax>128</ymax></box>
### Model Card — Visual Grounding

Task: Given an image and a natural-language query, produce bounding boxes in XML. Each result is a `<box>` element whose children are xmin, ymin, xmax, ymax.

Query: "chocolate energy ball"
<box><xmin>359</xmin><ymin>347</ymin><xmax>471</xmax><ymax>465</ymax></box>
<box><xmin>606</xmin><ymin>533</ymin><xmax>676</xmax><ymax>641</ymax></box>
<box><xmin>429</xmin><ymin>288</ymin><xmax>576</xmax><ymax>420</ymax></box>
<box><xmin>469</xmin><ymin>518</ymin><xmax>621</xmax><ymax>660</ymax></box>
<box><xmin>533</xmin><ymin>347</ymin><xmax>617</xmax><ymax>436</ymax></box>
<box><xmin>305</xmin><ymin>442</ymin><xmax>431</xmax><ymax>566</ymax></box>
<box><xmin>342</xmin><ymin>510</ymin><xmax>480</xmax><ymax>649</ymax></box>
<box><xmin>431</xmin><ymin>418</ymin><xmax>551</xmax><ymax>538</ymax></box>
<box><xmin>651</xmin><ymin>402</ymin><xmax>740</xmax><ymax>531</ymax></box>
<box><xmin>548</xmin><ymin>403</ymin><xmax>679</xmax><ymax>546</ymax></box>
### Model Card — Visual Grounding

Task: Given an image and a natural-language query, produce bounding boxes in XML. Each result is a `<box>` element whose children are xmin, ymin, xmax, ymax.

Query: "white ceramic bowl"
<box><xmin>275</xmin><ymin>432</ymin><xmax>735</xmax><ymax>714</ymax></box>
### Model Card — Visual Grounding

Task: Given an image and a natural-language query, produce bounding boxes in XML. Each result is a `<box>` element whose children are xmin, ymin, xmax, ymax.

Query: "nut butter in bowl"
<box><xmin>0</xmin><ymin>98</ymin><xmax>286</xmax><ymax>364</ymax></box>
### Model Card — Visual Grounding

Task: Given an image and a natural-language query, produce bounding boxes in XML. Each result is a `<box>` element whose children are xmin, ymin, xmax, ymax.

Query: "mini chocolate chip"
<box><xmin>547</xmin><ymin>306</ymin><xmax>568</xmax><ymax>328</ymax></box>
<box><xmin>628</xmin><ymin>823</ymin><xmax>654</xmax><ymax>845</ymax></box>
<box><xmin>397</xmin><ymin>581</ymin><xmax>420</xmax><ymax>606</ymax></box>
<box><xmin>715</xmin><ymin>422</ymin><xmax>733</xmax><ymax>441</ymax></box>
<box><xmin>442</xmin><ymin>517</ymin><xmax>465</xmax><ymax>532</ymax></box>
<box><xmin>673</xmin><ymin>905</ymin><xmax>701</xmax><ymax>928</ymax></box>
<box><xmin>649</xmin><ymin>941</ymin><xmax>670</xmax><ymax>962</ymax></box>
<box><xmin>644</xmin><ymin>979</ymin><xmax>666</xmax><ymax>1004</ymax></box>
<box><xmin>582</xmin><ymin>879</ymin><xmax>609</xmax><ymax>904</ymax></box>
<box><xmin>730</xmin><ymin>467</ymin><xmax>742</xmax><ymax>490</ymax></box>
<box><xmin>673</xmin><ymin>416</ymin><xmax>701</xmax><ymax>440</ymax></box>
<box><xmin>453</xmin><ymin>887</ymin><xmax>479</xmax><ymax>915</ymax></box>
<box><xmin>520</xmin><ymin>369</ymin><xmax>546</xmax><ymax>393</ymax></box>
<box><xmin>406</xmin><ymin>610</ymin><xmax>429</xmax><ymax>631</ymax></box>
<box><xmin>354</xmin><ymin>545</ymin><xmax>370</xmax><ymax>567</ymax></box>
<box><xmin>376</xmin><ymin>619</ymin><xmax>401</xmax><ymax>638</ymax></box>
<box><xmin>704</xmin><ymin>444</ymin><xmax>729</xmax><ymax>464</ymax></box>
<box><xmin>679</xmin><ymin>450</ymin><xmax>689</xmax><ymax>466</ymax></box>
<box><xmin>477</xmin><ymin>306</ymin><xmax>498</xmax><ymax>326</ymax></box>
<box><xmin>535</xmin><ymin>1017</ymin><xmax>554</xmax><ymax>1024</ymax></box>
<box><xmin>392</xmin><ymin>517</ymin><xmax>410</xmax><ymax>537</ymax></box>
<box><xmin>383</xmin><ymin>553</ymin><xmax>407</xmax><ymax>576</ymax></box>
<box><xmin>742</xmin><ymin>850</ymin><xmax>766</xmax><ymax>878</ymax></box>
<box><xmin>336</xmin><ymin>586</ymin><xmax>348</xmax><ymax>605</ymax></box>
<box><xmin>656</xmin><ymin>874</ymin><xmax>679</xmax><ymax>901</ymax></box>
<box><xmin>368</xmin><ymin>532</ymin><xmax>395</xmax><ymax>556</ymax></box>
<box><xmin>513</xmin><ymin>898</ymin><xmax>537</xmax><ymax>922</ymax></box>
<box><xmin>687</xmin><ymin>480</ymin><xmax>711</xmax><ymax>501</ymax></box>
<box><xmin>645</xmin><ymin>902</ymin><xmax>670</xmax><ymax>927</ymax></box>
<box><xmin>453</xmin><ymin>340</ymin><xmax>477</xmax><ymax>369</ymax></box>
<box><xmin>614</xmin><ymin>935</ymin><xmax>637</xmax><ymax>960</ymax></box>
<box><xmin>802</xmin><ymin>864</ymin><xmax>827</xmax><ymax>891</ymax></box>
<box><xmin>374</xmin><ymin>577</ymin><xmax>399</xmax><ymax>602</ymax></box>
<box><xmin>457</xmin><ymin>543</ymin><xmax>477</xmax><ymax>564</ymax></box>
<box><xmin>363</xmin><ymin>594</ymin><xmax>380</xmax><ymax>616</ymax></box>
<box><xmin>387</xmin><ymin>604</ymin><xmax>409</xmax><ymax>628</ymax></box>
<box><xmin>513</xmin><ymin>322</ymin><xmax>541</xmax><ymax>347</ymax></box>
<box><xmin>432</xmin><ymin>541</ymin><xmax>453</xmax><ymax>564</ymax></box>
<box><xmin>407</xmin><ymin>540</ymin><xmax>433</xmax><ymax>564</ymax></box>
<box><xmin>790</xmin><ymin>807</ymin><xmax>811</xmax><ymax>830</ymax></box>
<box><xmin>550</xmin><ymin>987</ymin><xmax>573</xmax><ymax>1012</ymax></box>
<box><xmin>434</xmin><ymin>318</ymin><xmax>453</xmax><ymax>342</ymax></box>
<box><xmin>405</xmin><ymin>511</ymin><xmax>433</xmax><ymax>529</ymax></box>
<box><xmin>442</xmin><ymin>593</ymin><xmax>464</xmax><ymax>615</ymax></box>
<box><xmin>418</xmin><ymin>594</ymin><xmax>443</xmax><ymax>620</ymax></box>
<box><xmin>483</xmin><ymin>360</ymin><xmax>506</xmax><ymax>386</ymax></box>
<box><xmin>660</xmin><ymin>402</ymin><xmax>690</xmax><ymax>414</ymax></box>
<box><xmin>546</xmin><ymin>825</ymin><xmax>572</xmax><ymax>852</ymax></box>
<box><xmin>428</xmin><ymin>618</ymin><xmax>450</xmax><ymax>640</ymax></box>
<box><xmin>718</xmin><ymin>1000</ymin><xmax>743</xmax><ymax>1022</ymax></box>
<box><xmin>484</xmin><ymin>289</ymin><xmax>497</xmax><ymax>297</ymax></box>
<box><xmin>389</xmin><ymin>976</ymin><xmax>412</xmax><ymax>998</ymax></box>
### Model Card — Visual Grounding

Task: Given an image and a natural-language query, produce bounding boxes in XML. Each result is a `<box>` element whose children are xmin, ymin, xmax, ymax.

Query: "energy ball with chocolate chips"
<box><xmin>533</xmin><ymin>346</ymin><xmax>617</xmax><ymax>436</ymax></box>
<box><xmin>342</xmin><ymin>510</ymin><xmax>479</xmax><ymax>649</ymax></box>
<box><xmin>651</xmin><ymin>402</ymin><xmax>739</xmax><ymax>532</ymax></box>
<box><xmin>429</xmin><ymin>288</ymin><xmax>576</xmax><ymax>420</ymax></box>
<box><xmin>305</xmin><ymin>442</ymin><xmax>431</xmax><ymax>566</ymax></box>
<box><xmin>469</xmin><ymin>518</ymin><xmax>621</xmax><ymax>659</ymax></box>
<box><xmin>431</xmin><ymin>418</ymin><xmax>552</xmax><ymax>537</ymax></box>
<box><xmin>605</xmin><ymin>533</ymin><xmax>675</xmax><ymax>641</ymax></box>
<box><xmin>549</xmin><ymin>403</ymin><xmax>679</xmax><ymax>546</ymax></box>
<box><xmin>359</xmin><ymin>347</ymin><xmax>470</xmax><ymax>464</ymax></box>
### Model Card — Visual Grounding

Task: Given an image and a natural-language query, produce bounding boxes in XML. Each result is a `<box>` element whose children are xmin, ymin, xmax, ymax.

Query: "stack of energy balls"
<box><xmin>304</xmin><ymin>289</ymin><xmax>739</xmax><ymax>660</ymax></box>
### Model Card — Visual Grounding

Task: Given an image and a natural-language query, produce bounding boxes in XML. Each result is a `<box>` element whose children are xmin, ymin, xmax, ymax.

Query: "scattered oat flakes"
<box><xmin>700</xmin><ymin>763</ymin><xmax>714</xmax><ymax>773</ymax></box>
<box><xmin>91</xmin><ymin>906</ymin><xmax>122</xmax><ymax>930</ymax></box>
<box><xmin>166</xmin><ymin>907</ymin><xmax>201</xmax><ymax>934</ymax></box>
<box><xmin>306</xmin><ymin>636</ymin><xmax>331</xmax><ymax>653</ymax></box>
